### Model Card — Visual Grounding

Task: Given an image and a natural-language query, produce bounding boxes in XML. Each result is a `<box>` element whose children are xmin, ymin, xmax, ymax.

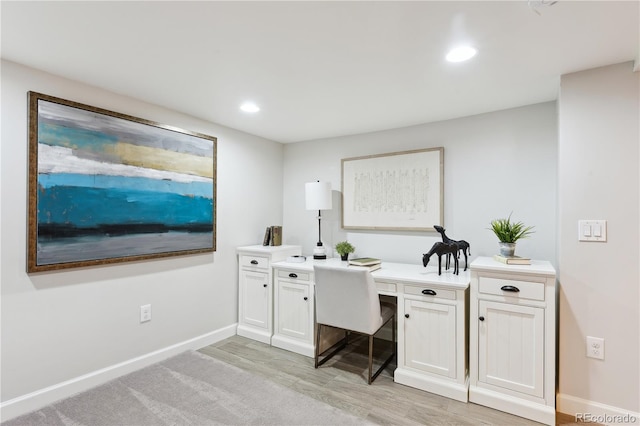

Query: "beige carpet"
<box><xmin>3</xmin><ymin>350</ymin><xmax>374</xmax><ymax>426</ymax></box>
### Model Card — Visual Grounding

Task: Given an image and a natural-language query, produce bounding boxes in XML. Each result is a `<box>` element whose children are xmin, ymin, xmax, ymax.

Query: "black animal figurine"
<box><xmin>422</xmin><ymin>242</ymin><xmax>459</xmax><ymax>275</ymax></box>
<box><xmin>434</xmin><ymin>225</ymin><xmax>471</xmax><ymax>271</ymax></box>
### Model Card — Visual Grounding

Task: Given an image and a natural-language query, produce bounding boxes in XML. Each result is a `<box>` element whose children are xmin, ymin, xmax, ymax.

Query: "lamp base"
<box><xmin>313</xmin><ymin>245</ymin><xmax>327</xmax><ymax>260</ymax></box>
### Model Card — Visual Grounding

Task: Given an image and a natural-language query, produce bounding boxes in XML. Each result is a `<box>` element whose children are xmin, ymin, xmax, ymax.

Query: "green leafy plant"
<box><xmin>335</xmin><ymin>241</ymin><xmax>355</xmax><ymax>256</ymax></box>
<box><xmin>489</xmin><ymin>213</ymin><xmax>535</xmax><ymax>243</ymax></box>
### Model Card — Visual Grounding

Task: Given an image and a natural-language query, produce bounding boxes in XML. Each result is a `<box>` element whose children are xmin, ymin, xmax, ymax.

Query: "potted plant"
<box><xmin>489</xmin><ymin>213</ymin><xmax>535</xmax><ymax>257</ymax></box>
<box><xmin>335</xmin><ymin>241</ymin><xmax>355</xmax><ymax>261</ymax></box>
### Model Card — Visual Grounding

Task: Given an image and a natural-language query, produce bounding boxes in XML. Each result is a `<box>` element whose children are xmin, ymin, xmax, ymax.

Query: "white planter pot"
<box><xmin>499</xmin><ymin>242</ymin><xmax>516</xmax><ymax>257</ymax></box>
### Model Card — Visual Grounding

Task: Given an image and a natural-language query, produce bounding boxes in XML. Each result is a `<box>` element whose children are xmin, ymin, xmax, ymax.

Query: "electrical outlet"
<box><xmin>586</xmin><ymin>336</ymin><xmax>604</xmax><ymax>360</ymax></box>
<box><xmin>140</xmin><ymin>304</ymin><xmax>152</xmax><ymax>323</ymax></box>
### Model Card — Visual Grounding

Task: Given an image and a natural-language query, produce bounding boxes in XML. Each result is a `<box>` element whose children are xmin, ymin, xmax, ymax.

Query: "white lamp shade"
<box><xmin>305</xmin><ymin>181</ymin><xmax>332</xmax><ymax>210</ymax></box>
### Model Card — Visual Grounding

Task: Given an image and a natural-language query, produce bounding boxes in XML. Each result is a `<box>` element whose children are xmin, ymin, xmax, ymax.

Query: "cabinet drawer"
<box><xmin>404</xmin><ymin>285</ymin><xmax>455</xmax><ymax>300</ymax></box>
<box><xmin>240</xmin><ymin>255</ymin><xmax>269</xmax><ymax>269</ymax></box>
<box><xmin>478</xmin><ymin>276</ymin><xmax>544</xmax><ymax>301</ymax></box>
<box><xmin>277</xmin><ymin>269</ymin><xmax>311</xmax><ymax>282</ymax></box>
<box><xmin>376</xmin><ymin>281</ymin><xmax>397</xmax><ymax>294</ymax></box>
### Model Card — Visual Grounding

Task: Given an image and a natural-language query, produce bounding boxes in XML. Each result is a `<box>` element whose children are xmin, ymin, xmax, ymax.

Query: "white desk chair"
<box><xmin>313</xmin><ymin>264</ymin><xmax>396</xmax><ymax>384</ymax></box>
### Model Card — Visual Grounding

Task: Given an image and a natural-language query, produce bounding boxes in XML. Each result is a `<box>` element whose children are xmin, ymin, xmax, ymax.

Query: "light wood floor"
<box><xmin>199</xmin><ymin>335</ymin><xmax>582</xmax><ymax>426</ymax></box>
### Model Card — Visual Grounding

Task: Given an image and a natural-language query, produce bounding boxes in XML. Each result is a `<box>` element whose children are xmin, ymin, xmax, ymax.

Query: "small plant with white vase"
<box><xmin>489</xmin><ymin>213</ymin><xmax>535</xmax><ymax>257</ymax></box>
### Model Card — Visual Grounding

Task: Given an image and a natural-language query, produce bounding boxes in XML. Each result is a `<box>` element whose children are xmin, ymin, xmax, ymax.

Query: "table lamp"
<box><xmin>305</xmin><ymin>181</ymin><xmax>332</xmax><ymax>259</ymax></box>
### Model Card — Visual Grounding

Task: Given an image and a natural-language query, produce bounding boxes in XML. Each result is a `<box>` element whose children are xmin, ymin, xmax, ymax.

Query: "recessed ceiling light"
<box><xmin>240</xmin><ymin>102</ymin><xmax>260</xmax><ymax>113</ymax></box>
<box><xmin>446</xmin><ymin>46</ymin><xmax>477</xmax><ymax>63</ymax></box>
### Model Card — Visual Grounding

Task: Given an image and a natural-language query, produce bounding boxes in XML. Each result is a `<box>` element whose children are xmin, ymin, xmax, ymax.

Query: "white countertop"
<box><xmin>237</xmin><ymin>244</ymin><xmax>301</xmax><ymax>254</ymax></box>
<box><xmin>272</xmin><ymin>257</ymin><xmax>470</xmax><ymax>289</ymax></box>
<box><xmin>470</xmin><ymin>256</ymin><xmax>556</xmax><ymax>277</ymax></box>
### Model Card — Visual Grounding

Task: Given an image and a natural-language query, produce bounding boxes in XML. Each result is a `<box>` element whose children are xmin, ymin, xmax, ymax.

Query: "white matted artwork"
<box><xmin>341</xmin><ymin>147</ymin><xmax>443</xmax><ymax>231</ymax></box>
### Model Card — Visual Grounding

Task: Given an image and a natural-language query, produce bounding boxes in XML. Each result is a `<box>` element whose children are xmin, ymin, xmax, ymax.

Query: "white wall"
<box><xmin>0</xmin><ymin>60</ymin><xmax>285</xmax><ymax>417</ymax></box>
<box><xmin>557</xmin><ymin>62</ymin><xmax>640</xmax><ymax>416</ymax></box>
<box><xmin>283</xmin><ymin>102</ymin><xmax>558</xmax><ymax>266</ymax></box>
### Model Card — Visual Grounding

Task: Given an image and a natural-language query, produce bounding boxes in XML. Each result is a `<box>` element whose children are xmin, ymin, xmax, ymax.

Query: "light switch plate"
<box><xmin>578</xmin><ymin>220</ymin><xmax>607</xmax><ymax>242</ymax></box>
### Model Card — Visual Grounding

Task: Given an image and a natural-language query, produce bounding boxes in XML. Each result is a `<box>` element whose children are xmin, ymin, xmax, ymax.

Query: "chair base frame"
<box><xmin>314</xmin><ymin>315</ymin><xmax>396</xmax><ymax>384</ymax></box>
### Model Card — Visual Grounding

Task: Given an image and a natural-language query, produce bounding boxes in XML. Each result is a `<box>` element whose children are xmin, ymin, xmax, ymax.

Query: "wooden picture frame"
<box><xmin>27</xmin><ymin>92</ymin><xmax>217</xmax><ymax>272</ymax></box>
<box><xmin>341</xmin><ymin>147</ymin><xmax>443</xmax><ymax>231</ymax></box>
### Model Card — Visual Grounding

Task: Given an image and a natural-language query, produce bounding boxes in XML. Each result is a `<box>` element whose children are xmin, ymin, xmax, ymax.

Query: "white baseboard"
<box><xmin>394</xmin><ymin>368</ymin><xmax>469</xmax><ymax>403</ymax></box>
<box><xmin>0</xmin><ymin>323</ymin><xmax>238</xmax><ymax>422</ymax></box>
<box><xmin>557</xmin><ymin>393</ymin><xmax>640</xmax><ymax>425</ymax></box>
<box><xmin>469</xmin><ymin>385</ymin><xmax>555</xmax><ymax>425</ymax></box>
<box><xmin>271</xmin><ymin>335</ymin><xmax>315</xmax><ymax>358</ymax></box>
<box><xmin>237</xmin><ymin>324</ymin><xmax>272</xmax><ymax>344</ymax></box>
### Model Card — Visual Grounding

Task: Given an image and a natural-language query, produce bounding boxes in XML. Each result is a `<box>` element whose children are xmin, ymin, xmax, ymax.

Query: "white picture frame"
<box><xmin>341</xmin><ymin>147</ymin><xmax>444</xmax><ymax>231</ymax></box>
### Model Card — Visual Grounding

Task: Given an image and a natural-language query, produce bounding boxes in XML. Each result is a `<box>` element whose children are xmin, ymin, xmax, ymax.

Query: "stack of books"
<box><xmin>493</xmin><ymin>254</ymin><xmax>531</xmax><ymax>265</ymax></box>
<box><xmin>348</xmin><ymin>257</ymin><xmax>382</xmax><ymax>272</ymax></box>
<box><xmin>262</xmin><ymin>226</ymin><xmax>282</xmax><ymax>246</ymax></box>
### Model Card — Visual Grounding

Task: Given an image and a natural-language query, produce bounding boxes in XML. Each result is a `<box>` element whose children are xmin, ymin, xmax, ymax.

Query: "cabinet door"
<box><xmin>240</xmin><ymin>270</ymin><xmax>270</xmax><ymax>329</ymax></box>
<box><xmin>404</xmin><ymin>299</ymin><xmax>456</xmax><ymax>378</ymax></box>
<box><xmin>478</xmin><ymin>300</ymin><xmax>544</xmax><ymax>397</ymax></box>
<box><xmin>276</xmin><ymin>280</ymin><xmax>312</xmax><ymax>342</ymax></box>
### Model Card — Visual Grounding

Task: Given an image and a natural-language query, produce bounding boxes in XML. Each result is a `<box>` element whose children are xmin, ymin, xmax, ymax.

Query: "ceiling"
<box><xmin>2</xmin><ymin>1</ymin><xmax>638</xmax><ymax>143</ymax></box>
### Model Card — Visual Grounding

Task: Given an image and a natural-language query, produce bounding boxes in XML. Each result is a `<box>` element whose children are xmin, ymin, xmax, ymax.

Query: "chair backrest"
<box><xmin>313</xmin><ymin>264</ymin><xmax>383</xmax><ymax>335</ymax></box>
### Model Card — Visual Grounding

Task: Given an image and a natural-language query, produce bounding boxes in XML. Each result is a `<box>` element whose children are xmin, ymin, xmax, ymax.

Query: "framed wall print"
<box><xmin>27</xmin><ymin>92</ymin><xmax>217</xmax><ymax>272</ymax></box>
<box><xmin>341</xmin><ymin>147</ymin><xmax>443</xmax><ymax>231</ymax></box>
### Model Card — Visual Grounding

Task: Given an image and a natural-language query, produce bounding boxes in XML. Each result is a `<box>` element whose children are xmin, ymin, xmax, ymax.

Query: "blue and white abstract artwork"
<box><xmin>28</xmin><ymin>92</ymin><xmax>216</xmax><ymax>272</ymax></box>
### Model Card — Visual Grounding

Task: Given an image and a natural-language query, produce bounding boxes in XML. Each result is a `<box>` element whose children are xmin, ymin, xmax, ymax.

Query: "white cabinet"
<box><xmin>478</xmin><ymin>300</ymin><xmax>544</xmax><ymax>397</ymax></box>
<box><xmin>272</xmin><ymin>267</ymin><xmax>315</xmax><ymax>356</ymax></box>
<box><xmin>395</xmin><ymin>283</ymin><xmax>469</xmax><ymax>402</ymax></box>
<box><xmin>404</xmin><ymin>298</ymin><xmax>456</xmax><ymax>378</ymax></box>
<box><xmin>469</xmin><ymin>257</ymin><xmax>556</xmax><ymax>425</ymax></box>
<box><xmin>240</xmin><ymin>270</ymin><xmax>270</xmax><ymax>331</ymax></box>
<box><xmin>236</xmin><ymin>245</ymin><xmax>301</xmax><ymax>344</ymax></box>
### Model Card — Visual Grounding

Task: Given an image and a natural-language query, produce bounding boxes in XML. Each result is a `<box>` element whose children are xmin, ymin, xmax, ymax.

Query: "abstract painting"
<box><xmin>27</xmin><ymin>92</ymin><xmax>216</xmax><ymax>272</ymax></box>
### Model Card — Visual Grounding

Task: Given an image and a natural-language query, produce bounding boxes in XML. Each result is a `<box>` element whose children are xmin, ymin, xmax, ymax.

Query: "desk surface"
<box><xmin>272</xmin><ymin>257</ymin><xmax>470</xmax><ymax>289</ymax></box>
<box><xmin>470</xmin><ymin>256</ymin><xmax>556</xmax><ymax>277</ymax></box>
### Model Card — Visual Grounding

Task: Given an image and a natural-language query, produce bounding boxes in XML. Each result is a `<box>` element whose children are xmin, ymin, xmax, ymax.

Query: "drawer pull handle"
<box><xmin>405</xmin><ymin>314</ymin><xmax>410</xmax><ymax>318</ymax></box>
<box><xmin>289</xmin><ymin>273</ymin><xmax>298</xmax><ymax>278</ymax></box>
<box><xmin>303</xmin><ymin>297</ymin><xmax>308</xmax><ymax>301</ymax></box>
<box><xmin>250</xmin><ymin>260</ymin><xmax>259</xmax><ymax>265</ymax></box>
<box><xmin>500</xmin><ymin>285</ymin><xmax>520</xmax><ymax>293</ymax></box>
<box><xmin>479</xmin><ymin>316</ymin><xmax>485</xmax><ymax>321</ymax></box>
<box><xmin>421</xmin><ymin>289</ymin><xmax>437</xmax><ymax>296</ymax></box>
<box><xmin>263</xmin><ymin>284</ymin><xmax>267</xmax><ymax>288</ymax></box>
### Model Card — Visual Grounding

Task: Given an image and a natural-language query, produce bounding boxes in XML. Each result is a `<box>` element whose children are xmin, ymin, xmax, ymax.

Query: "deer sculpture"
<box><xmin>422</xmin><ymin>242</ymin><xmax>459</xmax><ymax>276</ymax></box>
<box><xmin>434</xmin><ymin>225</ymin><xmax>471</xmax><ymax>271</ymax></box>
